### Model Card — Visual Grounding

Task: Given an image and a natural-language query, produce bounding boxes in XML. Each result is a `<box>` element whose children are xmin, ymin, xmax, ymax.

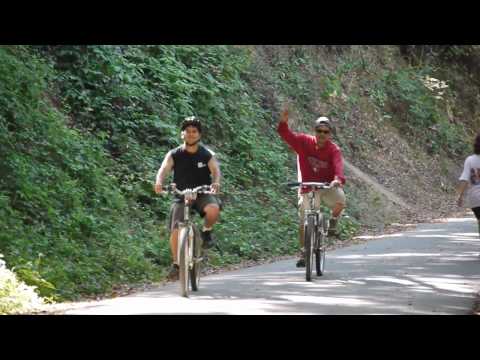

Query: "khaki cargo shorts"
<box><xmin>298</xmin><ymin>187</ymin><xmax>346</xmax><ymax>222</ymax></box>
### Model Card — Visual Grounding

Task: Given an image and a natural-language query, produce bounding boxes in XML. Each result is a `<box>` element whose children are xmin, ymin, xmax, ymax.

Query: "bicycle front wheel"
<box><xmin>305</xmin><ymin>215</ymin><xmax>315</xmax><ymax>281</ymax></box>
<box><xmin>190</xmin><ymin>226</ymin><xmax>202</xmax><ymax>291</ymax></box>
<box><xmin>178</xmin><ymin>227</ymin><xmax>190</xmax><ymax>297</ymax></box>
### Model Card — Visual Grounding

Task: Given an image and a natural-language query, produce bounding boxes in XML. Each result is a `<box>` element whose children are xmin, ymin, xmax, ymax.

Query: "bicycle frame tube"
<box><xmin>183</xmin><ymin>200</ymin><xmax>190</xmax><ymax>223</ymax></box>
<box><xmin>304</xmin><ymin>189</ymin><xmax>327</xmax><ymax>234</ymax></box>
<box><xmin>182</xmin><ymin>200</ymin><xmax>197</xmax><ymax>269</ymax></box>
<box><xmin>304</xmin><ymin>191</ymin><xmax>319</xmax><ymax>223</ymax></box>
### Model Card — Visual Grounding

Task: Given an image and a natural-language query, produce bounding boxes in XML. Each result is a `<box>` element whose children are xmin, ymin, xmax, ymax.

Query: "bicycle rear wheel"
<box><xmin>190</xmin><ymin>226</ymin><xmax>202</xmax><ymax>291</ymax></box>
<box><xmin>305</xmin><ymin>215</ymin><xmax>315</xmax><ymax>281</ymax></box>
<box><xmin>315</xmin><ymin>215</ymin><xmax>328</xmax><ymax>276</ymax></box>
<box><xmin>178</xmin><ymin>227</ymin><xmax>190</xmax><ymax>297</ymax></box>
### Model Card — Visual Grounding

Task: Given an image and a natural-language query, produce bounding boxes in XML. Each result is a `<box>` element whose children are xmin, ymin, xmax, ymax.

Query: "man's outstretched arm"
<box><xmin>277</xmin><ymin>107</ymin><xmax>305</xmax><ymax>154</ymax></box>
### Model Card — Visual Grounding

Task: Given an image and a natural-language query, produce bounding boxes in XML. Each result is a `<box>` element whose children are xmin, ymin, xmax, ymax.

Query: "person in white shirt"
<box><xmin>457</xmin><ymin>133</ymin><xmax>480</xmax><ymax>238</ymax></box>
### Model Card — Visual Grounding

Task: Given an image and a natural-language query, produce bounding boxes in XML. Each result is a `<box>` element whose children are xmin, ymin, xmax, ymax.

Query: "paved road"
<box><xmin>65</xmin><ymin>216</ymin><xmax>480</xmax><ymax>314</ymax></box>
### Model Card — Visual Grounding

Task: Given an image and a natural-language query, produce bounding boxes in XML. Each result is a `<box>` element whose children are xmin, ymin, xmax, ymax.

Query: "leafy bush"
<box><xmin>0</xmin><ymin>46</ymin><xmax>165</xmax><ymax>300</ymax></box>
<box><xmin>370</xmin><ymin>67</ymin><xmax>469</xmax><ymax>157</ymax></box>
<box><xmin>0</xmin><ymin>254</ymin><xmax>44</xmax><ymax>314</ymax></box>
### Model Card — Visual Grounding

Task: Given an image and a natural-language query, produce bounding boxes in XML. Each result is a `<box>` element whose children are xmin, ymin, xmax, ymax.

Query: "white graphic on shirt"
<box><xmin>307</xmin><ymin>156</ymin><xmax>328</xmax><ymax>173</ymax></box>
<box><xmin>197</xmin><ymin>162</ymin><xmax>206</xmax><ymax>168</ymax></box>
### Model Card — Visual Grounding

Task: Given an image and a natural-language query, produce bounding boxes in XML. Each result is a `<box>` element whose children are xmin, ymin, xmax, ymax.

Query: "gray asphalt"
<box><xmin>65</xmin><ymin>215</ymin><xmax>480</xmax><ymax>315</ymax></box>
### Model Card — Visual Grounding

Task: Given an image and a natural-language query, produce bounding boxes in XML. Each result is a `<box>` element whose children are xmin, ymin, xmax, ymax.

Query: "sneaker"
<box><xmin>201</xmin><ymin>230</ymin><xmax>216</xmax><ymax>249</ymax></box>
<box><xmin>167</xmin><ymin>264</ymin><xmax>179</xmax><ymax>281</ymax></box>
<box><xmin>296</xmin><ymin>251</ymin><xmax>306</xmax><ymax>268</ymax></box>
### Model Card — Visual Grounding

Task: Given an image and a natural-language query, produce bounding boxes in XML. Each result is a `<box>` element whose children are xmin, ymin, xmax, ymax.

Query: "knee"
<box><xmin>336</xmin><ymin>202</ymin><xmax>345</xmax><ymax>210</ymax></box>
<box><xmin>204</xmin><ymin>204</ymin><xmax>220</xmax><ymax>217</ymax></box>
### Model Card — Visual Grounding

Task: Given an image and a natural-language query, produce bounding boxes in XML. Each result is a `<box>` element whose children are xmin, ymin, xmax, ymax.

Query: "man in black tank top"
<box><xmin>170</xmin><ymin>144</ymin><xmax>215</xmax><ymax>194</ymax></box>
<box><xmin>154</xmin><ymin>117</ymin><xmax>222</xmax><ymax>279</ymax></box>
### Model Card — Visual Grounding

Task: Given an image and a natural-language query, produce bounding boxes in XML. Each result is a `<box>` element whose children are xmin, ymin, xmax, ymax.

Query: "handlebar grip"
<box><xmin>286</xmin><ymin>182</ymin><xmax>301</xmax><ymax>187</ymax></box>
<box><xmin>164</xmin><ymin>184</ymin><xmax>176</xmax><ymax>192</ymax></box>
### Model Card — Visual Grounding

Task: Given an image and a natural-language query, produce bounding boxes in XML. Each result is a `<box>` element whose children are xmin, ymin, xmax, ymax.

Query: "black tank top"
<box><xmin>171</xmin><ymin>144</ymin><xmax>214</xmax><ymax>191</ymax></box>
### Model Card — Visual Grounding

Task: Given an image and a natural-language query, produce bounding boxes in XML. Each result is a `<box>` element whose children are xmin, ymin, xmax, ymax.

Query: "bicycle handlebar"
<box><xmin>164</xmin><ymin>184</ymin><xmax>215</xmax><ymax>196</ymax></box>
<box><xmin>286</xmin><ymin>181</ymin><xmax>332</xmax><ymax>189</ymax></box>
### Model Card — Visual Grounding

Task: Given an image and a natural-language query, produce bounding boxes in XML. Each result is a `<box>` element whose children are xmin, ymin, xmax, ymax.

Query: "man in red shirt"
<box><xmin>278</xmin><ymin>107</ymin><xmax>346</xmax><ymax>267</ymax></box>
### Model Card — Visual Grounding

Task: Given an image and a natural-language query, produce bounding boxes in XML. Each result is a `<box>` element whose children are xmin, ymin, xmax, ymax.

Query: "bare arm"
<box><xmin>457</xmin><ymin>157</ymin><xmax>471</xmax><ymax>207</ymax></box>
<box><xmin>279</xmin><ymin>107</ymin><xmax>289</xmax><ymax>124</ymax></box>
<box><xmin>208</xmin><ymin>156</ymin><xmax>221</xmax><ymax>194</ymax></box>
<box><xmin>331</xmin><ymin>147</ymin><xmax>346</xmax><ymax>187</ymax></box>
<box><xmin>457</xmin><ymin>180</ymin><xmax>469</xmax><ymax>207</ymax></box>
<box><xmin>154</xmin><ymin>151</ymin><xmax>174</xmax><ymax>194</ymax></box>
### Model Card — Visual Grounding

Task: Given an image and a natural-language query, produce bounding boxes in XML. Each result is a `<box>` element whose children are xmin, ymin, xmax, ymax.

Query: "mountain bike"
<box><xmin>288</xmin><ymin>182</ymin><xmax>331</xmax><ymax>281</ymax></box>
<box><xmin>165</xmin><ymin>184</ymin><xmax>213</xmax><ymax>297</ymax></box>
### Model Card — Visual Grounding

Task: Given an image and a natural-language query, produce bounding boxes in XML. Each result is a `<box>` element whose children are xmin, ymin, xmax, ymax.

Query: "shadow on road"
<box><xmin>66</xmin><ymin>218</ymin><xmax>480</xmax><ymax>314</ymax></box>
<box><xmin>133</xmin><ymin>227</ymin><xmax>480</xmax><ymax>314</ymax></box>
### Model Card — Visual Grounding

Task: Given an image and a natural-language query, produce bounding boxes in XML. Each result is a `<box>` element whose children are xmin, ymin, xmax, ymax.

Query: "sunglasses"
<box><xmin>316</xmin><ymin>129</ymin><xmax>330</xmax><ymax>134</ymax></box>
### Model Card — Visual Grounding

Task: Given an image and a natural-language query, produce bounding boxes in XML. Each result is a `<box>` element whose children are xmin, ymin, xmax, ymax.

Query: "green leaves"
<box><xmin>371</xmin><ymin>66</ymin><xmax>469</xmax><ymax>157</ymax></box>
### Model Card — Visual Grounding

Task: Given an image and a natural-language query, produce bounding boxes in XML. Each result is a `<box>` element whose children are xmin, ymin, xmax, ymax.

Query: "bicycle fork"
<box><xmin>305</xmin><ymin>211</ymin><xmax>326</xmax><ymax>251</ymax></box>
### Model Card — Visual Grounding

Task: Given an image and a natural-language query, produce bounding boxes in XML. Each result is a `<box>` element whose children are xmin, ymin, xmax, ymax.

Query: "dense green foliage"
<box><xmin>0</xmin><ymin>46</ymin><xmax>165</xmax><ymax>300</ymax></box>
<box><xmin>1</xmin><ymin>45</ymin><xmax>476</xmax><ymax>304</ymax></box>
<box><xmin>1</xmin><ymin>45</ymin><xmax>306</xmax><ymax>301</ymax></box>
<box><xmin>370</xmin><ymin>66</ymin><xmax>469</xmax><ymax>156</ymax></box>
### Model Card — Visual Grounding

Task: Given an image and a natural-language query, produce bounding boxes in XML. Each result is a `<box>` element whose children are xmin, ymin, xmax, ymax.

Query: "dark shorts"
<box><xmin>472</xmin><ymin>207</ymin><xmax>480</xmax><ymax>220</ymax></box>
<box><xmin>168</xmin><ymin>194</ymin><xmax>221</xmax><ymax>231</ymax></box>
